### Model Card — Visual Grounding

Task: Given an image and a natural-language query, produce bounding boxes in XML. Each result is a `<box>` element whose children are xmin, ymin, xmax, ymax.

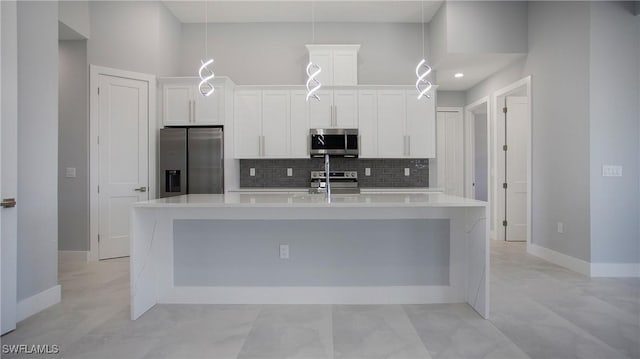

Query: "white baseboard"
<box><xmin>58</xmin><ymin>250</ymin><xmax>88</xmax><ymax>262</ymax></box>
<box><xmin>527</xmin><ymin>243</ymin><xmax>590</xmax><ymax>276</ymax></box>
<box><xmin>591</xmin><ymin>262</ymin><xmax>640</xmax><ymax>277</ymax></box>
<box><xmin>17</xmin><ymin>285</ymin><xmax>61</xmax><ymax>322</ymax></box>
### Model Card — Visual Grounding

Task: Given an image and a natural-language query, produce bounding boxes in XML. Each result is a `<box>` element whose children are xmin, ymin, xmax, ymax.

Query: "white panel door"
<box><xmin>309</xmin><ymin>50</ymin><xmax>333</xmax><ymax>86</ymax></box>
<box><xmin>332</xmin><ymin>50</ymin><xmax>357</xmax><ymax>85</ymax></box>
<box><xmin>1</xmin><ymin>0</ymin><xmax>19</xmax><ymax>332</ymax></box>
<box><xmin>234</xmin><ymin>90</ymin><xmax>262</xmax><ymax>158</ymax></box>
<box><xmin>308</xmin><ymin>89</ymin><xmax>332</xmax><ymax>128</ymax></box>
<box><xmin>194</xmin><ymin>83</ymin><xmax>223</xmax><ymax>125</ymax></box>
<box><xmin>333</xmin><ymin>90</ymin><xmax>358</xmax><ymax>128</ymax></box>
<box><xmin>163</xmin><ymin>84</ymin><xmax>192</xmax><ymax>126</ymax></box>
<box><xmin>261</xmin><ymin>90</ymin><xmax>290</xmax><ymax>158</ymax></box>
<box><xmin>406</xmin><ymin>91</ymin><xmax>436</xmax><ymax>158</ymax></box>
<box><xmin>98</xmin><ymin>75</ymin><xmax>149</xmax><ymax>259</ymax></box>
<box><xmin>290</xmin><ymin>90</ymin><xmax>310</xmax><ymax>158</ymax></box>
<box><xmin>358</xmin><ymin>90</ymin><xmax>378</xmax><ymax>158</ymax></box>
<box><xmin>377</xmin><ymin>91</ymin><xmax>406</xmax><ymax>158</ymax></box>
<box><xmin>436</xmin><ymin>111</ymin><xmax>464</xmax><ymax>196</ymax></box>
<box><xmin>504</xmin><ymin>96</ymin><xmax>528</xmax><ymax>242</ymax></box>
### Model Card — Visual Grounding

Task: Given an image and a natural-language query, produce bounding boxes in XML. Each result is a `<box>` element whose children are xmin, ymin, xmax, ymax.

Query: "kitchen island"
<box><xmin>130</xmin><ymin>193</ymin><xmax>488</xmax><ymax>320</ymax></box>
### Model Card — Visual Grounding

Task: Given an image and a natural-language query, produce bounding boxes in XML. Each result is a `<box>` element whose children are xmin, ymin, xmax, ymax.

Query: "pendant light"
<box><xmin>415</xmin><ymin>0</ymin><xmax>433</xmax><ymax>100</ymax></box>
<box><xmin>306</xmin><ymin>0</ymin><xmax>322</xmax><ymax>102</ymax></box>
<box><xmin>198</xmin><ymin>1</ymin><xmax>215</xmax><ymax>97</ymax></box>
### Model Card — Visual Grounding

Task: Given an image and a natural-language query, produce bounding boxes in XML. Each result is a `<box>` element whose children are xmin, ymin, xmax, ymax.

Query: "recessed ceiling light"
<box><xmin>454</xmin><ymin>73</ymin><xmax>464</xmax><ymax>78</ymax></box>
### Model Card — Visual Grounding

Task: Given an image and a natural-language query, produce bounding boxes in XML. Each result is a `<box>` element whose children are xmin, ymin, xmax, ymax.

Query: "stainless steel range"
<box><xmin>309</xmin><ymin>171</ymin><xmax>360</xmax><ymax>194</ymax></box>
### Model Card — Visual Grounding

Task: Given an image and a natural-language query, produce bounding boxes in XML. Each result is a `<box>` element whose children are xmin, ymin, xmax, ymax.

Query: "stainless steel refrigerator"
<box><xmin>160</xmin><ymin>127</ymin><xmax>224</xmax><ymax>198</ymax></box>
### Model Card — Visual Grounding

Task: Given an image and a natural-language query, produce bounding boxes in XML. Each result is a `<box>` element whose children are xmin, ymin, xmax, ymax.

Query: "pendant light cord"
<box><xmin>205</xmin><ymin>1</ymin><xmax>208</xmax><ymax>58</ymax></box>
<box><xmin>311</xmin><ymin>1</ymin><xmax>315</xmax><ymax>44</ymax></box>
<box><xmin>421</xmin><ymin>0</ymin><xmax>425</xmax><ymax>59</ymax></box>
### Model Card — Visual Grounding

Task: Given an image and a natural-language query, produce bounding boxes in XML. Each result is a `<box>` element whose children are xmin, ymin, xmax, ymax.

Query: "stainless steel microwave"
<box><xmin>309</xmin><ymin>128</ymin><xmax>359</xmax><ymax>158</ymax></box>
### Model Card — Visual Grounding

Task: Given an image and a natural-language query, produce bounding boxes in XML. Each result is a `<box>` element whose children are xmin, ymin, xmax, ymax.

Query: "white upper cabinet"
<box><xmin>306</xmin><ymin>45</ymin><xmax>360</xmax><ymax>86</ymax></box>
<box><xmin>261</xmin><ymin>90</ymin><xmax>290</xmax><ymax>158</ymax></box>
<box><xmin>377</xmin><ymin>90</ymin><xmax>407</xmax><ymax>158</ymax></box>
<box><xmin>361</xmin><ymin>88</ymin><xmax>437</xmax><ymax>159</ymax></box>
<box><xmin>234</xmin><ymin>88</ymin><xmax>310</xmax><ymax>159</ymax></box>
<box><xmin>405</xmin><ymin>90</ymin><xmax>436</xmax><ymax>158</ymax></box>
<box><xmin>308</xmin><ymin>89</ymin><xmax>358</xmax><ymax>129</ymax></box>
<box><xmin>358</xmin><ymin>90</ymin><xmax>378</xmax><ymax>158</ymax></box>
<box><xmin>160</xmin><ymin>77</ymin><xmax>228</xmax><ymax>126</ymax></box>
<box><xmin>234</xmin><ymin>90</ymin><xmax>262</xmax><ymax>158</ymax></box>
<box><xmin>290</xmin><ymin>90</ymin><xmax>311</xmax><ymax>158</ymax></box>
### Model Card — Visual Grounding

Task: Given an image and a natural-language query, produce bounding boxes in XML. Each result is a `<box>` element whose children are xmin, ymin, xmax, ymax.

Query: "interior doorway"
<box><xmin>492</xmin><ymin>77</ymin><xmax>532</xmax><ymax>243</ymax></box>
<box><xmin>89</xmin><ymin>66</ymin><xmax>156</xmax><ymax>261</ymax></box>
<box><xmin>465</xmin><ymin>97</ymin><xmax>491</xmax><ymax>236</ymax></box>
<box><xmin>435</xmin><ymin>107</ymin><xmax>464</xmax><ymax>196</ymax></box>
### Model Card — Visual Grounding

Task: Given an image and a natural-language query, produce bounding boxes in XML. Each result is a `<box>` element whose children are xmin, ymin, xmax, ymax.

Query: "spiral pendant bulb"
<box><xmin>415</xmin><ymin>59</ymin><xmax>433</xmax><ymax>100</ymax></box>
<box><xmin>306</xmin><ymin>62</ymin><xmax>322</xmax><ymax>102</ymax></box>
<box><xmin>199</xmin><ymin>59</ymin><xmax>215</xmax><ymax>97</ymax></box>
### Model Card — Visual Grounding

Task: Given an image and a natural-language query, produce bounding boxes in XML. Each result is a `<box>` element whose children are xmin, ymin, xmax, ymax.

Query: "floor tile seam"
<box><xmin>492</xmin><ymin>295</ymin><xmax>631</xmax><ymax>359</ymax></box>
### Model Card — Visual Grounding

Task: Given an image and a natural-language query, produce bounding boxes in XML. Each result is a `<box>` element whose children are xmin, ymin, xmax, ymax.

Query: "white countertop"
<box><xmin>228</xmin><ymin>187</ymin><xmax>444</xmax><ymax>193</ymax></box>
<box><xmin>134</xmin><ymin>192</ymin><xmax>486</xmax><ymax>208</ymax></box>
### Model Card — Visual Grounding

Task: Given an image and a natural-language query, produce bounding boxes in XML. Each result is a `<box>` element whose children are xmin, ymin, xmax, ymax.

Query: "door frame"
<box><xmin>434</xmin><ymin>107</ymin><xmax>463</xmax><ymax>191</ymax></box>
<box><xmin>88</xmin><ymin>65</ymin><xmax>157</xmax><ymax>261</ymax></box>
<box><xmin>464</xmin><ymin>97</ymin><xmax>490</xmax><ymax>236</ymax></box>
<box><xmin>491</xmin><ymin>76</ymin><xmax>532</xmax><ymax>246</ymax></box>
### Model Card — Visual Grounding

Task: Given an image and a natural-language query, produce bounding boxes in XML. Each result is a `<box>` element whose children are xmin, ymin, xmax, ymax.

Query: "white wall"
<box><xmin>589</xmin><ymin>2</ymin><xmax>640</xmax><ymax>264</ymax></box>
<box><xmin>445</xmin><ymin>1</ymin><xmax>527</xmax><ymax>55</ymax></box>
<box><xmin>437</xmin><ymin>91</ymin><xmax>466</xmax><ymax>107</ymax></box>
<box><xmin>58</xmin><ymin>40</ymin><xmax>88</xmax><ymax>252</ymax></box>
<box><xmin>16</xmin><ymin>1</ymin><xmax>59</xmax><ymax>301</ymax></box>
<box><xmin>88</xmin><ymin>1</ymin><xmax>181</xmax><ymax>76</ymax></box>
<box><xmin>179</xmin><ymin>22</ymin><xmax>428</xmax><ymax>84</ymax></box>
<box><xmin>59</xmin><ymin>1</ymin><xmax>90</xmax><ymax>39</ymax></box>
<box><xmin>466</xmin><ymin>1</ymin><xmax>640</xmax><ymax>265</ymax></box>
<box><xmin>465</xmin><ymin>1</ymin><xmax>592</xmax><ymax>261</ymax></box>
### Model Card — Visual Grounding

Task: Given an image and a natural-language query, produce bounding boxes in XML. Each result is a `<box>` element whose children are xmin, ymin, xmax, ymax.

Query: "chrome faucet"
<box><xmin>324</xmin><ymin>154</ymin><xmax>331</xmax><ymax>203</ymax></box>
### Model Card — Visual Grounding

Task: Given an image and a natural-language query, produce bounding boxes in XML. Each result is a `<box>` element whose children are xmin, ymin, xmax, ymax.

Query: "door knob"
<box><xmin>134</xmin><ymin>187</ymin><xmax>147</xmax><ymax>192</ymax></box>
<box><xmin>1</xmin><ymin>198</ymin><xmax>16</xmax><ymax>208</ymax></box>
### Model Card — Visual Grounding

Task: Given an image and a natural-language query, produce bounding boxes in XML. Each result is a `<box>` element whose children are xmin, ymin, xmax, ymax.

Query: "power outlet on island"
<box><xmin>279</xmin><ymin>244</ymin><xmax>290</xmax><ymax>259</ymax></box>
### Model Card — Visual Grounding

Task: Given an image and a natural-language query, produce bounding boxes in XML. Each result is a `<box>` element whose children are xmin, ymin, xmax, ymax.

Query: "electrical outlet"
<box><xmin>557</xmin><ymin>222</ymin><xmax>564</xmax><ymax>234</ymax></box>
<box><xmin>287</xmin><ymin>168</ymin><xmax>293</xmax><ymax>177</ymax></box>
<box><xmin>65</xmin><ymin>167</ymin><xmax>76</xmax><ymax>178</ymax></box>
<box><xmin>602</xmin><ymin>165</ymin><xmax>622</xmax><ymax>177</ymax></box>
<box><xmin>365</xmin><ymin>168</ymin><xmax>371</xmax><ymax>176</ymax></box>
<box><xmin>404</xmin><ymin>168</ymin><xmax>410</xmax><ymax>176</ymax></box>
<box><xmin>250</xmin><ymin>168</ymin><xmax>256</xmax><ymax>176</ymax></box>
<box><xmin>279</xmin><ymin>244</ymin><xmax>289</xmax><ymax>259</ymax></box>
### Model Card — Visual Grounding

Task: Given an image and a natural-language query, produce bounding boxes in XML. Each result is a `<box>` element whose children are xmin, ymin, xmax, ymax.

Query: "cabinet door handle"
<box><xmin>193</xmin><ymin>100</ymin><xmax>196</xmax><ymax>123</ymax></box>
<box><xmin>188</xmin><ymin>100</ymin><xmax>192</xmax><ymax>123</ymax></box>
<box><xmin>258</xmin><ymin>136</ymin><xmax>262</xmax><ymax>157</ymax></box>
<box><xmin>261</xmin><ymin>136</ymin><xmax>266</xmax><ymax>157</ymax></box>
<box><xmin>407</xmin><ymin>136</ymin><xmax>411</xmax><ymax>156</ymax></box>
<box><xmin>334</xmin><ymin>105</ymin><xmax>338</xmax><ymax>127</ymax></box>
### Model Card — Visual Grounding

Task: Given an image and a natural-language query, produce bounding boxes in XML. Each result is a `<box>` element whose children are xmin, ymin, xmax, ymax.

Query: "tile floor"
<box><xmin>1</xmin><ymin>241</ymin><xmax>639</xmax><ymax>359</ymax></box>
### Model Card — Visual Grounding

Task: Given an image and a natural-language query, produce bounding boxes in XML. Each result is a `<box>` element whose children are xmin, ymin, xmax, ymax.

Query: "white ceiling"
<box><xmin>435</xmin><ymin>53</ymin><xmax>525</xmax><ymax>91</ymax></box>
<box><xmin>162</xmin><ymin>1</ymin><xmax>443</xmax><ymax>23</ymax></box>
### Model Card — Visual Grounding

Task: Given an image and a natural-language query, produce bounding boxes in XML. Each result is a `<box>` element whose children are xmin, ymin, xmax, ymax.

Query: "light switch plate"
<box><xmin>65</xmin><ymin>167</ymin><xmax>76</xmax><ymax>178</ymax></box>
<box><xmin>602</xmin><ymin>165</ymin><xmax>622</xmax><ymax>177</ymax></box>
<box><xmin>404</xmin><ymin>168</ymin><xmax>410</xmax><ymax>176</ymax></box>
<box><xmin>279</xmin><ymin>244</ymin><xmax>289</xmax><ymax>259</ymax></box>
<box><xmin>250</xmin><ymin>168</ymin><xmax>256</xmax><ymax>176</ymax></box>
<box><xmin>287</xmin><ymin>168</ymin><xmax>293</xmax><ymax>177</ymax></box>
<box><xmin>365</xmin><ymin>168</ymin><xmax>371</xmax><ymax>176</ymax></box>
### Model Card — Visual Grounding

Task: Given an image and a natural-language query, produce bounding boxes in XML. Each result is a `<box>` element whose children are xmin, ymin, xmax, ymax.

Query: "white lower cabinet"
<box><xmin>234</xmin><ymin>88</ymin><xmax>309</xmax><ymax>159</ymax></box>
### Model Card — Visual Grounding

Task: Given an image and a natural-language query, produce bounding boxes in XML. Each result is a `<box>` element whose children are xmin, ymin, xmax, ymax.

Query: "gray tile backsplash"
<box><xmin>240</xmin><ymin>158</ymin><xmax>429</xmax><ymax>188</ymax></box>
